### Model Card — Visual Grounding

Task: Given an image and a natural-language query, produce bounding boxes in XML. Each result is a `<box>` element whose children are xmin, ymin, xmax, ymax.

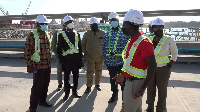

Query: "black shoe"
<box><xmin>108</xmin><ymin>95</ymin><xmax>118</xmax><ymax>103</ymax></box>
<box><xmin>72</xmin><ymin>92</ymin><xmax>81</xmax><ymax>98</ymax></box>
<box><xmin>63</xmin><ymin>94</ymin><xmax>69</xmax><ymax>101</ymax></box>
<box><xmin>145</xmin><ymin>108</ymin><xmax>154</xmax><ymax>112</ymax></box>
<box><xmin>29</xmin><ymin>108</ymin><xmax>36</xmax><ymax>112</ymax></box>
<box><xmin>84</xmin><ymin>87</ymin><xmax>91</xmax><ymax>94</ymax></box>
<box><xmin>95</xmin><ymin>85</ymin><xmax>101</xmax><ymax>91</ymax></box>
<box><xmin>57</xmin><ymin>85</ymin><xmax>62</xmax><ymax>91</ymax></box>
<box><xmin>38</xmin><ymin>101</ymin><xmax>52</xmax><ymax>107</ymax></box>
<box><xmin>70</xmin><ymin>85</ymin><xmax>73</xmax><ymax>89</ymax></box>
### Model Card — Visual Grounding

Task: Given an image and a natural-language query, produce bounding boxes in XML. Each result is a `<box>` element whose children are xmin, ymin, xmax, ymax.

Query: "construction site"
<box><xmin>0</xmin><ymin>1</ymin><xmax>200</xmax><ymax>112</ymax></box>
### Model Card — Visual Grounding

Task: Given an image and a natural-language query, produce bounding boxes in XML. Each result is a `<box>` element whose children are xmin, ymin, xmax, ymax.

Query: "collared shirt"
<box><xmin>24</xmin><ymin>30</ymin><xmax>51</xmax><ymax>69</ymax></box>
<box><xmin>82</xmin><ymin>30</ymin><xmax>105</xmax><ymax>62</ymax></box>
<box><xmin>152</xmin><ymin>35</ymin><xmax>178</xmax><ymax>67</ymax></box>
<box><xmin>102</xmin><ymin>28</ymin><xmax>130</xmax><ymax>66</ymax></box>
<box><xmin>123</xmin><ymin>32</ymin><xmax>154</xmax><ymax>78</ymax></box>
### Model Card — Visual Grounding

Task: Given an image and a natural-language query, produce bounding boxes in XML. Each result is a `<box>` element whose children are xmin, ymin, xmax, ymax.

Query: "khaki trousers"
<box><xmin>86</xmin><ymin>60</ymin><xmax>104</xmax><ymax>87</ymax></box>
<box><xmin>123</xmin><ymin>79</ymin><xmax>145</xmax><ymax>112</ymax></box>
<box><xmin>146</xmin><ymin>65</ymin><xmax>171</xmax><ymax>112</ymax></box>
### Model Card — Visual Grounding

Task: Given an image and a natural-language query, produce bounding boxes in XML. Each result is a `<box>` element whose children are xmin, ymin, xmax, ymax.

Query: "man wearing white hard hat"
<box><xmin>82</xmin><ymin>17</ymin><xmax>105</xmax><ymax>93</ymax></box>
<box><xmin>145</xmin><ymin>18</ymin><xmax>178</xmax><ymax>112</ymax></box>
<box><xmin>57</xmin><ymin>15</ymin><xmax>83</xmax><ymax>101</ymax></box>
<box><xmin>146</xmin><ymin>20</ymin><xmax>154</xmax><ymax>38</ymax></box>
<box><xmin>102</xmin><ymin>12</ymin><xmax>130</xmax><ymax>103</ymax></box>
<box><xmin>113</xmin><ymin>10</ymin><xmax>156</xmax><ymax>112</ymax></box>
<box><xmin>24</xmin><ymin>15</ymin><xmax>52</xmax><ymax>112</ymax></box>
<box><xmin>52</xmin><ymin>18</ymin><xmax>67</xmax><ymax>91</ymax></box>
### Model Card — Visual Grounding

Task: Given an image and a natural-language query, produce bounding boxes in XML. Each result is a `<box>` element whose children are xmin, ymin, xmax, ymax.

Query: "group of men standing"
<box><xmin>24</xmin><ymin>9</ymin><xmax>178</xmax><ymax>112</ymax></box>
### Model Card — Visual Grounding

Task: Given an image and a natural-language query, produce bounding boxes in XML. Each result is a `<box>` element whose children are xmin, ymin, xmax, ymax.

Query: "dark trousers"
<box><xmin>107</xmin><ymin>65</ymin><xmax>125</xmax><ymax>97</ymax></box>
<box><xmin>30</xmin><ymin>67</ymin><xmax>51</xmax><ymax>109</ymax></box>
<box><xmin>146</xmin><ymin>65</ymin><xmax>171</xmax><ymax>112</ymax></box>
<box><xmin>64</xmin><ymin>69</ymin><xmax>79</xmax><ymax>94</ymax></box>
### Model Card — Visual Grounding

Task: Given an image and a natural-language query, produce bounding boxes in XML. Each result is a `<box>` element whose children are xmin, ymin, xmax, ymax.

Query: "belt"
<box><xmin>126</xmin><ymin>77</ymin><xmax>145</xmax><ymax>81</ymax></box>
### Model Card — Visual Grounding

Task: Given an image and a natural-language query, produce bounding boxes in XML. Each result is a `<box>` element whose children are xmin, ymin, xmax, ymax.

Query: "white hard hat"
<box><xmin>149</xmin><ymin>20</ymin><xmax>154</xmax><ymax>26</ymax></box>
<box><xmin>89</xmin><ymin>17</ymin><xmax>98</xmax><ymax>24</ymax></box>
<box><xmin>36</xmin><ymin>15</ymin><xmax>48</xmax><ymax>23</ymax></box>
<box><xmin>63</xmin><ymin>15</ymin><xmax>73</xmax><ymax>23</ymax></box>
<box><xmin>123</xmin><ymin>9</ymin><xmax>144</xmax><ymax>25</ymax></box>
<box><xmin>152</xmin><ymin>18</ymin><xmax>165</xmax><ymax>26</ymax></box>
<box><xmin>108</xmin><ymin>12</ymin><xmax>119</xmax><ymax>20</ymax></box>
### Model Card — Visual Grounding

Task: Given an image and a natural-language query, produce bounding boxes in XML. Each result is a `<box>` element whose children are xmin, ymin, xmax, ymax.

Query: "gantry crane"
<box><xmin>22</xmin><ymin>1</ymin><xmax>31</xmax><ymax>15</ymax></box>
<box><xmin>0</xmin><ymin>5</ymin><xmax>9</xmax><ymax>15</ymax></box>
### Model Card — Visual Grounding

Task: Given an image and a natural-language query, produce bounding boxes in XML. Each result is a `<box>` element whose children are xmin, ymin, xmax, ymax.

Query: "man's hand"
<box><xmin>112</xmin><ymin>73</ymin><xmax>124</xmax><ymax>86</ymax></box>
<box><xmin>133</xmin><ymin>88</ymin><xmax>145</xmax><ymax>99</ymax></box>
<box><xmin>168</xmin><ymin>60</ymin><xmax>175</xmax><ymax>67</ymax></box>
<box><xmin>27</xmin><ymin>66</ymin><xmax>33</xmax><ymax>73</ymax></box>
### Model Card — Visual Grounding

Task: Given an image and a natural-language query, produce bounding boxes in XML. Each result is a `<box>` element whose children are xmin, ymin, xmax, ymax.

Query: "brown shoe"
<box><xmin>38</xmin><ymin>101</ymin><xmax>52</xmax><ymax>107</ymax></box>
<box><xmin>29</xmin><ymin>108</ymin><xmax>36</xmax><ymax>112</ymax></box>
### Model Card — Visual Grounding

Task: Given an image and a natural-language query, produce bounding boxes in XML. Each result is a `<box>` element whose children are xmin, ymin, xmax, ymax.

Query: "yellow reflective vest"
<box><xmin>61</xmin><ymin>31</ymin><xmax>79</xmax><ymax>56</ymax></box>
<box><xmin>31</xmin><ymin>30</ymin><xmax>51</xmax><ymax>62</ymax></box>
<box><xmin>121</xmin><ymin>36</ymin><xmax>148</xmax><ymax>78</ymax></box>
<box><xmin>149</xmin><ymin>35</ymin><xmax>170</xmax><ymax>64</ymax></box>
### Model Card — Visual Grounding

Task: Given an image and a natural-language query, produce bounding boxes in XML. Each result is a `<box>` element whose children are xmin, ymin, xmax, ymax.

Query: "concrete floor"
<box><xmin>0</xmin><ymin>59</ymin><xmax>200</xmax><ymax>112</ymax></box>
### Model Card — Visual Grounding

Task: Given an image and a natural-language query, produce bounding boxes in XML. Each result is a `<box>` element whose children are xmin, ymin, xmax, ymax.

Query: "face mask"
<box><xmin>91</xmin><ymin>25</ymin><xmax>98</xmax><ymax>31</ymax></box>
<box><xmin>67</xmin><ymin>23</ymin><xmax>74</xmax><ymax>29</ymax></box>
<box><xmin>111</xmin><ymin>21</ymin><xmax>118</xmax><ymax>28</ymax></box>
<box><xmin>122</xmin><ymin>28</ymin><xmax>129</xmax><ymax>36</ymax></box>
<box><xmin>150</xmin><ymin>32</ymin><xmax>154</xmax><ymax>36</ymax></box>
<box><xmin>154</xmin><ymin>29</ymin><xmax>163</xmax><ymax>37</ymax></box>
<box><xmin>40</xmin><ymin>25</ymin><xmax>48</xmax><ymax>31</ymax></box>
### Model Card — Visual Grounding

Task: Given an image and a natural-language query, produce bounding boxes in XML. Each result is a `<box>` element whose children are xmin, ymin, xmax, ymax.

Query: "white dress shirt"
<box><xmin>156</xmin><ymin>36</ymin><xmax>178</xmax><ymax>67</ymax></box>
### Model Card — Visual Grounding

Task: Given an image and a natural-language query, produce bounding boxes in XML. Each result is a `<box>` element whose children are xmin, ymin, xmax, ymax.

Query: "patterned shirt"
<box><xmin>24</xmin><ymin>30</ymin><xmax>51</xmax><ymax>69</ymax></box>
<box><xmin>102</xmin><ymin>28</ymin><xmax>130</xmax><ymax>66</ymax></box>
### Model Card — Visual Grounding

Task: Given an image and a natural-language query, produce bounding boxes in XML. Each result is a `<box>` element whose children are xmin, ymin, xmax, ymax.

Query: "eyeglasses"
<box><xmin>153</xmin><ymin>27</ymin><xmax>164</xmax><ymax>31</ymax></box>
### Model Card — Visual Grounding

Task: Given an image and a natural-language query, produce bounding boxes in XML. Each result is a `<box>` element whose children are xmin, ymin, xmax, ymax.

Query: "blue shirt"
<box><xmin>102</xmin><ymin>28</ymin><xmax>130</xmax><ymax>66</ymax></box>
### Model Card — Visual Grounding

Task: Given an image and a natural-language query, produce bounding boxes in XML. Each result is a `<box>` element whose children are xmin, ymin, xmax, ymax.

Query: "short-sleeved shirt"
<box><xmin>123</xmin><ymin>32</ymin><xmax>154</xmax><ymax>78</ymax></box>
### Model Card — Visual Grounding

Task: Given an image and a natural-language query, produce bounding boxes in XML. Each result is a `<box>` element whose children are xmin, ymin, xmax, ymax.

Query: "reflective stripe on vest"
<box><xmin>31</xmin><ymin>30</ymin><xmax>51</xmax><ymax>62</ymax></box>
<box><xmin>121</xmin><ymin>36</ymin><xmax>147</xmax><ymax>78</ymax></box>
<box><xmin>56</xmin><ymin>29</ymin><xmax>62</xmax><ymax>48</ymax></box>
<box><xmin>62</xmin><ymin>31</ymin><xmax>79</xmax><ymax>56</ymax></box>
<box><xmin>150</xmin><ymin>35</ymin><xmax>170</xmax><ymax>64</ymax></box>
<box><xmin>106</xmin><ymin>27</ymin><xmax>122</xmax><ymax>57</ymax></box>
